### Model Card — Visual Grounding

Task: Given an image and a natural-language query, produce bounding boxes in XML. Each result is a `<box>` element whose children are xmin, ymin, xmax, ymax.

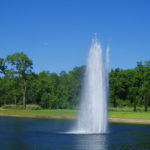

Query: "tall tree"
<box><xmin>128</xmin><ymin>70</ymin><xmax>138</xmax><ymax>111</ymax></box>
<box><xmin>0</xmin><ymin>58</ymin><xmax>7</xmax><ymax>76</ymax></box>
<box><xmin>49</xmin><ymin>73</ymin><xmax>59</xmax><ymax>109</ymax></box>
<box><xmin>6</xmin><ymin>52</ymin><xmax>33</xmax><ymax>106</ymax></box>
<box><xmin>143</xmin><ymin>61</ymin><xmax>150</xmax><ymax>112</ymax></box>
<box><xmin>109</xmin><ymin>68</ymin><xmax>124</xmax><ymax>107</ymax></box>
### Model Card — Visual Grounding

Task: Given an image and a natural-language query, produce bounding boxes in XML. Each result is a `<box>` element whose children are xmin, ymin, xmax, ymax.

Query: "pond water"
<box><xmin>0</xmin><ymin>117</ymin><xmax>150</xmax><ymax>150</ymax></box>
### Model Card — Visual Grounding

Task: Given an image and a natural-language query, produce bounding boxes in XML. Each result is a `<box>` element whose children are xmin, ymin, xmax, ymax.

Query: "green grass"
<box><xmin>109</xmin><ymin>107</ymin><xmax>150</xmax><ymax>112</ymax></box>
<box><xmin>109</xmin><ymin>111</ymin><xmax>150</xmax><ymax>119</ymax></box>
<box><xmin>0</xmin><ymin>109</ymin><xmax>77</xmax><ymax>118</ymax></box>
<box><xmin>0</xmin><ymin>108</ymin><xmax>150</xmax><ymax>120</ymax></box>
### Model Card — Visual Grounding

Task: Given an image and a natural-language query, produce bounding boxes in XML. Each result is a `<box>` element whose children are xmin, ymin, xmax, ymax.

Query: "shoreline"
<box><xmin>0</xmin><ymin>114</ymin><xmax>150</xmax><ymax>125</ymax></box>
<box><xmin>0</xmin><ymin>114</ymin><xmax>76</xmax><ymax>119</ymax></box>
<box><xmin>109</xmin><ymin>118</ymin><xmax>150</xmax><ymax>125</ymax></box>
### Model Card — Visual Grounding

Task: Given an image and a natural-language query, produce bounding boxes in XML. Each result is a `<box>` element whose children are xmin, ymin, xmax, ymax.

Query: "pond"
<box><xmin>0</xmin><ymin>116</ymin><xmax>150</xmax><ymax>150</ymax></box>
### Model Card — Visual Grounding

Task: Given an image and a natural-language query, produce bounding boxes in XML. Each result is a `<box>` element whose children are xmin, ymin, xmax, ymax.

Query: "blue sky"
<box><xmin>0</xmin><ymin>0</ymin><xmax>150</xmax><ymax>74</ymax></box>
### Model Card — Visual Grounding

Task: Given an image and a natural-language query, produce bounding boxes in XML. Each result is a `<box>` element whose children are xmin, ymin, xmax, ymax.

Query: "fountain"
<box><xmin>73</xmin><ymin>37</ymin><xmax>109</xmax><ymax>134</ymax></box>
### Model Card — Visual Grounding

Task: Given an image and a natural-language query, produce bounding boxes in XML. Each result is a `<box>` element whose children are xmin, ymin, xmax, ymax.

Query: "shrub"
<box><xmin>116</xmin><ymin>99</ymin><xmax>131</xmax><ymax>107</ymax></box>
<box><xmin>2</xmin><ymin>105</ymin><xmax>25</xmax><ymax>110</ymax></box>
<box><xmin>2</xmin><ymin>104</ymin><xmax>42</xmax><ymax>110</ymax></box>
<box><xmin>26</xmin><ymin>104</ymin><xmax>42</xmax><ymax>110</ymax></box>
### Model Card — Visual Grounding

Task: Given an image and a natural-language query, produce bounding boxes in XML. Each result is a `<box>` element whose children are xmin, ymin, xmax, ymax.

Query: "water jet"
<box><xmin>73</xmin><ymin>37</ymin><xmax>109</xmax><ymax>134</ymax></box>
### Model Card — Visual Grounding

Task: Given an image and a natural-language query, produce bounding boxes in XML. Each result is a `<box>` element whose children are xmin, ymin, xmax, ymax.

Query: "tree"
<box><xmin>6</xmin><ymin>52</ymin><xmax>33</xmax><ymax>106</ymax></box>
<box><xmin>135</xmin><ymin>61</ymin><xmax>146</xmax><ymax>110</ymax></box>
<box><xmin>67</xmin><ymin>66</ymin><xmax>85</xmax><ymax>108</ymax></box>
<box><xmin>26</xmin><ymin>72</ymin><xmax>38</xmax><ymax>104</ymax></box>
<box><xmin>0</xmin><ymin>58</ymin><xmax>7</xmax><ymax>76</ymax></box>
<box><xmin>58</xmin><ymin>71</ymin><xmax>69</xmax><ymax>108</ymax></box>
<box><xmin>49</xmin><ymin>73</ymin><xmax>59</xmax><ymax>109</ymax></box>
<box><xmin>128</xmin><ymin>70</ymin><xmax>138</xmax><ymax>111</ymax></box>
<box><xmin>37</xmin><ymin>71</ymin><xmax>51</xmax><ymax>108</ymax></box>
<box><xmin>143</xmin><ymin>61</ymin><xmax>150</xmax><ymax>112</ymax></box>
<box><xmin>109</xmin><ymin>68</ymin><xmax>124</xmax><ymax>107</ymax></box>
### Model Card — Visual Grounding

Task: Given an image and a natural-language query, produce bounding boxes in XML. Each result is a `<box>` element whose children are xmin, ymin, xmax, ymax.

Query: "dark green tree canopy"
<box><xmin>6</xmin><ymin>52</ymin><xmax>33</xmax><ymax>78</ymax></box>
<box><xmin>0</xmin><ymin>58</ymin><xmax>7</xmax><ymax>76</ymax></box>
<box><xmin>0</xmin><ymin>52</ymin><xmax>150</xmax><ymax>111</ymax></box>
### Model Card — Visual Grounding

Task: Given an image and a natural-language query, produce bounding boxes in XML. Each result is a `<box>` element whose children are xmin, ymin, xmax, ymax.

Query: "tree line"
<box><xmin>110</xmin><ymin>61</ymin><xmax>150</xmax><ymax>112</ymax></box>
<box><xmin>0</xmin><ymin>52</ymin><xmax>150</xmax><ymax>111</ymax></box>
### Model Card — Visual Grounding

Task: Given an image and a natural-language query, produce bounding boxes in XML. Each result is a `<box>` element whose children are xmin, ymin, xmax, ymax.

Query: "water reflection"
<box><xmin>1</xmin><ymin>117</ymin><xmax>150</xmax><ymax>150</ymax></box>
<box><xmin>75</xmin><ymin>134</ymin><xmax>108</xmax><ymax>150</ymax></box>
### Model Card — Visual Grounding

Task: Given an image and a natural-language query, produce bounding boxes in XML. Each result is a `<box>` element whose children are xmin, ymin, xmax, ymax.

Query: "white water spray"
<box><xmin>74</xmin><ymin>37</ymin><xmax>109</xmax><ymax>134</ymax></box>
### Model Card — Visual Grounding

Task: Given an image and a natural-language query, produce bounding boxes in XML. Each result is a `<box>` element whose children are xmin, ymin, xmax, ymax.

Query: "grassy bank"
<box><xmin>0</xmin><ymin>108</ymin><xmax>150</xmax><ymax>120</ymax></box>
<box><xmin>109</xmin><ymin>107</ymin><xmax>150</xmax><ymax>112</ymax></box>
<box><xmin>109</xmin><ymin>112</ymin><xmax>150</xmax><ymax>120</ymax></box>
<box><xmin>0</xmin><ymin>109</ymin><xmax>77</xmax><ymax>119</ymax></box>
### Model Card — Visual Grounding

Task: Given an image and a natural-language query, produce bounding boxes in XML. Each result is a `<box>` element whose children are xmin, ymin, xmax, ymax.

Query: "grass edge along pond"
<box><xmin>0</xmin><ymin>109</ymin><xmax>150</xmax><ymax>124</ymax></box>
<box><xmin>0</xmin><ymin>109</ymin><xmax>77</xmax><ymax>119</ymax></box>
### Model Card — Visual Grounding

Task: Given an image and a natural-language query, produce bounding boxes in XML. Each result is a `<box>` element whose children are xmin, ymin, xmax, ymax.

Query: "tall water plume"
<box><xmin>75</xmin><ymin>37</ymin><xmax>109</xmax><ymax>133</ymax></box>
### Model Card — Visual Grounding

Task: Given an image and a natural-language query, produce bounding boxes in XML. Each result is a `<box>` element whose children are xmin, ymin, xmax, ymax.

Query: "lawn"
<box><xmin>0</xmin><ymin>109</ymin><xmax>77</xmax><ymax>118</ymax></box>
<box><xmin>0</xmin><ymin>108</ymin><xmax>150</xmax><ymax>120</ymax></box>
<box><xmin>109</xmin><ymin>111</ymin><xmax>150</xmax><ymax>120</ymax></box>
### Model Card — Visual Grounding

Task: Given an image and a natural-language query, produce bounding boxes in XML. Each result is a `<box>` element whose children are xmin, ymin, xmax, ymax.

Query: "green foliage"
<box><xmin>41</xmin><ymin>92</ymin><xmax>49</xmax><ymax>108</ymax></box>
<box><xmin>6</xmin><ymin>52</ymin><xmax>33</xmax><ymax>106</ymax></box>
<box><xmin>116</xmin><ymin>99</ymin><xmax>131</xmax><ymax>107</ymax></box>
<box><xmin>2</xmin><ymin>105</ymin><xmax>25</xmax><ymax>110</ymax></box>
<box><xmin>2</xmin><ymin>104</ymin><xmax>41</xmax><ymax>110</ymax></box>
<box><xmin>6</xmin><ymin>52</ymin><xmax>33</xmax><ymax>76</ymax></box>
<box><xmin>0</xmin><ymin>52</ymin><xmax>150</xmax><ymax>111</ymax></box>
<box><xmin>26</xmin><ymin>104</ymin><xmax>42</xmax><ymax>110</ymax></box>
<box><xmin>109</xmin><ymin>63</ymin><xmax>150</xmax><ymax>111</ymax></box>
<box><xmin>0</xmin><ymin>58</ymin><xmax>7</xmax><ymax>76</ymax></box>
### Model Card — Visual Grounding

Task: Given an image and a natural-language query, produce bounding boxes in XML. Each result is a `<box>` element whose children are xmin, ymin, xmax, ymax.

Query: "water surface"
<box><xmin>0</xmin><ymin>117</ymin><xmax>150</xmax><ymax>150</ymax></box>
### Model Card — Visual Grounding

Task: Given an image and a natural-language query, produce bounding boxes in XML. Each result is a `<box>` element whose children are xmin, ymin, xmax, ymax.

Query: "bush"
<box><xmin>2</xmin><ymin>104</ymin><xmax>42</xmax><ymax>110</ymax></box>
<box><xmin>109</xmin><ymin>107</ymin><xmax>133</xmax><ymax>112</ymax></box>
<box><xmin>2</xmin><ymin>105</ymin><xmax>25</xmax><ymax>110</ymax></box>
<box><xmin>26</xmin><ymin>104</ymin><xmax>42</xmax><ymax>110</ymax></box>
<box><xmin>116</xmin><ymin>99</ymin><xmax>131</xmax><ymax>107</ymax></box>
